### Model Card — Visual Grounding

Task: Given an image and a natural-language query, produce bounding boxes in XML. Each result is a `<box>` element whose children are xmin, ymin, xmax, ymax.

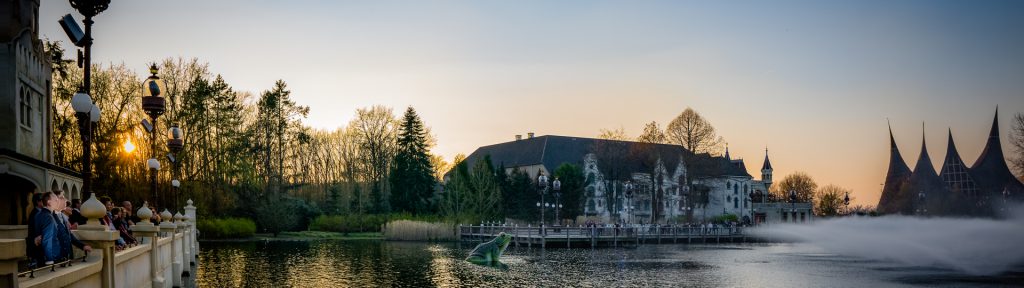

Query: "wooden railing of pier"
<box><xmin>459</xmin><ymin>224</ymin><xmax>756</xmax><ymax>248</ymax></box>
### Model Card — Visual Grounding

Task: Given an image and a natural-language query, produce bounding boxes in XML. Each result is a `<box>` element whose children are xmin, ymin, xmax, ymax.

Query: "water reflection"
<box><xmin>197</xmin><ymin>240</ymin><xmax>1023</xmax><ymax>287</ymax></box>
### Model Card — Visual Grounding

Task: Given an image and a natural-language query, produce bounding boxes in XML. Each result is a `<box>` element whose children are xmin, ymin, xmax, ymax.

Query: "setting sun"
<box><xmin>123</xmin><ymin>138</ymin><xmax>136</xmax><ymax>153</ymax></box>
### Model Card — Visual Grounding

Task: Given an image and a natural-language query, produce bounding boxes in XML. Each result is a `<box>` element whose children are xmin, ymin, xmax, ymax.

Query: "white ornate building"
<box><xmin>461</xmin><ymin>134</ymin><xmax>774</xmax><ymax>223</ymax></box>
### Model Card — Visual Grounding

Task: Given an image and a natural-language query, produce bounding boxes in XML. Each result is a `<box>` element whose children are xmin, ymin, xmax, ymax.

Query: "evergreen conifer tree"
<box><xmin>388</xmin><ymin>107</ymin><xmax>437</xmax><ymax>214</ymax></box>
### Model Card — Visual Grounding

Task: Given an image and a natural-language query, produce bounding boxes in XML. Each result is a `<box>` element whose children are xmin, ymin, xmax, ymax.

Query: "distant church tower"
<box><xmin>761</xmin><ymin>148</ymin><xmax>773</xmax><ymax>191</ymax></box>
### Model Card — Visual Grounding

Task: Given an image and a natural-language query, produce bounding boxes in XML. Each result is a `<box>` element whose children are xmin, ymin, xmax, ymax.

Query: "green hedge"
<box><xmin>309</xmin><ymin>214</ymin><xmax>387</xmax><ymax>233</ymax></box>
<box><xmin>197</xmin><ymin>218</ymin><xmax>257</xmax><ymax>239</ymax></box>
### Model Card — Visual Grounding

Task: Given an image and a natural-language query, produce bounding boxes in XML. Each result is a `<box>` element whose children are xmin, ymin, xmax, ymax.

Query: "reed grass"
<box><xmin>382</xmin><ymin>220</ymin><xmax>456</xmax><ymax>241</ymax></box>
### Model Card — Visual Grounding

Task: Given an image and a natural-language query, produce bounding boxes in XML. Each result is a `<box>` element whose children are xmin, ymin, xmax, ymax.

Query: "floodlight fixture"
<box><xmin>59</xmin><ymin>14</ymin><xmax>85</xmax><ymax>46</ymax></box>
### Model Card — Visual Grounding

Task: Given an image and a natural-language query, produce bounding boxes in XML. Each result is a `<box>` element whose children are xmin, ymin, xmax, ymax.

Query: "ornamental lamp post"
<box><xmin>147</xmin><ymin>158</ymin><xmax>160</xmax><ymax>208</ymax></box>
<box><xmin>167</xmin><ymin>124</ymin><xmax>183</xmax><ymax>211</ymax></box>
<box><xmin>171</xmin><ymin>179</ymin><xmax>180</xmax><ymax>214</ymax></box>
<box><xmin>843</xmin><ymin>192</ymin><xmax>851</xmax><ymax>216</ymax></box>
<box><xmin>71</xmin><ymin>92</ymin><xmax>99</xmax><ymax>197</ymax></box>
<box><xmin>142</xmin><ymin>64</ymin><xmax>166</xmax><ymax>209</ymax></box>
<box><xmin>625</xmin><ymin>181</ymin><xmax>634</xmax><ymax>224</ymax></box>
<box><xmin>552</xmin><ymin>177</ymin><xmax>562</xmax><ymax>225</ymax></box>
<box><xmin>538</xmin><ymin>174</ymin><xmax>548</xmax><ymax>225</ymax></box>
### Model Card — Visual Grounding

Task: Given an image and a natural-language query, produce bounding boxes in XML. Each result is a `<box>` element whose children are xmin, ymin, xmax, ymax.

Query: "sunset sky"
<box><xmin>40</xmin><ymin>1</ymin><xmax>1024</xmax><ymax>206</ymax></box>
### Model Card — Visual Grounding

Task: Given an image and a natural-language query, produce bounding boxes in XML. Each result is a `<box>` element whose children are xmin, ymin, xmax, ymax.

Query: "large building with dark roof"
<box><xmin>459</xmin><ymin>134</ymin><xmax>774</xmax><ymax>223</ymax></box>
<box><xmin>878</xmin><ymin>110</ymin><xmax>1023</xmax><ymax>216</ymax></box>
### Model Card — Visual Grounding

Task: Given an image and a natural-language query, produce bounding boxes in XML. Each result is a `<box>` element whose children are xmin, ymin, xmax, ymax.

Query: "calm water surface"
<box><xmin>195</xmin><ymin>240</ymin><xmax>1023</xmax><ymax>287</ymax></box>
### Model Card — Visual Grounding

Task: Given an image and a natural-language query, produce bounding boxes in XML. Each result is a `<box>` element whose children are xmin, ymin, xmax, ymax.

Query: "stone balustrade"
<box><xmin>0</xmin><ymin>195</ymin><xmax>200</xmax><ymax>288</ymax></box>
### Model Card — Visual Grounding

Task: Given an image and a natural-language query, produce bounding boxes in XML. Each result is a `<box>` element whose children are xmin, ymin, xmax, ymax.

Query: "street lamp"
<box><xmin>624</xmin><ymin>181</ymin><xmax>634</xmax><ymax>224</ymax></box>
<box><xmin>142</xmin><ymin>64</ymin><xmax>166</xmax><ymax>209</ymax></box>
<box><xmin>921</xmin><ymin>190</ymin><xmax>929</xmax><ymax>215</ymax></box>
<box><xmin>538</xmin><ymin>173</ymin><xmax>548</xmax><ymax>225</ymax></box>
<box><xmin>843</xmin><ymin>191</ymin><xmax>850</xmax><ymax>216</ymax></box>
<box><xmin>171</xmin><ymin>179</ymin><xmax>180</xmax><ymax>213</ymax></box>
<box><xmin>788</xmin><ymin>189</ymin><xmax>797</xmax><ymax>222</ymax></box>
<box><xmin>167</xmin><ymin>124</ymin><xmax>184</xmax><ymax>211</ymax></box>
<box><xmin>71</xmin><ymin>92</ymin><xmax>100</xmax><ymax>198</ymax></box>
<box><xmin>147</xmin><ymin>158</ymin><xmax>160</xmax><ymax>209</ymax></box>
<box><xmin>552</xmin><ymin>177</ymin><xmax>562</xmax><ymax>226</ymax></box>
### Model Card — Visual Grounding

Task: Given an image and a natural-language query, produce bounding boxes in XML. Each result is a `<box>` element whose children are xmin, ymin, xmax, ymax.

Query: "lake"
<box><xmin>195</xmin><ymin>240</ymin><xmax>1024</xmax><ymax>287</ymax></box>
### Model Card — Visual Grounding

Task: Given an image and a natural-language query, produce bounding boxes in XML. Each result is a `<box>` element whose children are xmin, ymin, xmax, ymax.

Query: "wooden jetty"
<box><xmin>458</xmin><ymin>224</ymin><xmax>756</xmax><ymax>248</ymax></box>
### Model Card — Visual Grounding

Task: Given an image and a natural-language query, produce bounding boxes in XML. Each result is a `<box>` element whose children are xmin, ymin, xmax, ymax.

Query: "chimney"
<box><xmin>515</xmin><ymin>135</ymin><xmax>522</xmax><ymax>141</ymax></box>
<box><xmin>528</xmin><ymin>132</ymin><xmax>535</xmax><ymax>139</ymax></box>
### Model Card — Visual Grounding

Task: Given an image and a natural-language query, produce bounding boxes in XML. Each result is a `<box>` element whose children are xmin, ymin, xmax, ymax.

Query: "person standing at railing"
<box><xmin>25</xmin><ymin>193</ymin><xmax>46</xmax><ymax>267</ymax></box>
<box><xmin>53</xmin><ymin>190</ymin><xmax>91</xmax><ymax>262</ymax></box>
<box><xmin>33</xmin><ymin>192</ymin><xmax>62</xmax><ymax>265</ymax></box>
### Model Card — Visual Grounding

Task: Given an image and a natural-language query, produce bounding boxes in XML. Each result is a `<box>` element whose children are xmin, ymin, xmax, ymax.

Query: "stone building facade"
<box><xmin>461</xmin><ymin>134</ymin><xmax>775</xmax><ymax>223</ymax></box>
<box><xmin>1</xmin><ymin>0</ymin><xmax>82</xmax><ymax>227</ymax></box>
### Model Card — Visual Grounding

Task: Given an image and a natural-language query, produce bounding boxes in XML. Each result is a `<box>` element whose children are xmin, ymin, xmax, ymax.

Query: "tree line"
<box><xmin>46</xmin><ymin>43</ymin><xmax>441</xmax><ymax>234</ymax></box>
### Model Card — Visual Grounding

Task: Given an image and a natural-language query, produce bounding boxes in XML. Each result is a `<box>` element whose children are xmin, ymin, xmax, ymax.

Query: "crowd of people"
<box><xmin>24</xmin><ymin>192</ymin><xmax>162</xmax><ymax>268</ymax></box>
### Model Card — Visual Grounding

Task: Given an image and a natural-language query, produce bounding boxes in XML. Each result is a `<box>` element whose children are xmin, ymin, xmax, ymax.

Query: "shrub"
<box><xmin>711</xmin><ymin>214</ymin><xmax>739</xmax><ymax>224</ymax></box>
<box><xmin>196</xmin><ymin>218</ymin><xmax>256</xmax><ymax>239</ymax></box>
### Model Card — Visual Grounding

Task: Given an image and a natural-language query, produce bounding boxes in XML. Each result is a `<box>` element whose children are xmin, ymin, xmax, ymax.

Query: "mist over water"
<box><xmin>751</xmin><ymin>206</ymin><xmax>1024</xmax><ymax>275</ymax></box>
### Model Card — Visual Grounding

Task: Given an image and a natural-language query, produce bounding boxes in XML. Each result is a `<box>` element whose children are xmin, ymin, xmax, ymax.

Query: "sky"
<box><xmin>39</xmin><ymin>0</ymin><xmax>1024</xmax><ymax>207</ymax></box>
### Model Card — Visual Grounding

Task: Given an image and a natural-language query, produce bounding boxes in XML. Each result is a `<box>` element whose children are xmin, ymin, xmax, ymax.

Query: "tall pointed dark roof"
<box><xmin>761</xmin><ymin>148</ymin><xmax>772</xmax><ymax>170</ymax></box>
<box><xmin>877</xmin><ymin>123</ymin><xmax>913</xmax><ymax>214</ymax></box>
<box><xmin>913</xmin><ymin>123</ymin><xmax>937</xmax><ymax>178</ymax></box>
<box><xmin>968</xmin><ymin>108</ymin><xmax>1024</xmax><ymax>203</ymax></box>
<box><xmin>940</xmin><ymin>128</ymin><xmax>979</xmax><ymax>203</ymax></box>
<box><xmin>905</xmin><ymin>123</ymin><xmax>948</xmax><ymax>214</ymax></box>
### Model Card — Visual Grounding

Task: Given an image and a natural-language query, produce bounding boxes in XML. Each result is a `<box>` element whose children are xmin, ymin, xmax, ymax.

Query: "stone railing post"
<box><xmin>184</xmin><ymin>199</ymin><xmax>197</xmax><ymax>266</ymax></box>
<box><xmin>74</xmin><ymin>193</ymin><xmax>120</xmax><ymax>288</ymax></box>
<box><xmin>0</xmin><ymin>239</ymin><xmax>25</xmax><ymax>288</ymax></box>
<box><xmin>133</xmin><ymin>201</ymin><xmax>164</xmax><ymax>288</ymax></box>
<box><xmin>173</xmin><ymin>212</ymin><xmax>187</xmax><ymax>279</ymax></box>
<box><xmin>159</xmin><ymin>209</ymin><xmax>180</xmax><ymax>287</ymax></box>
<box><xmin>183</xmin><ymin>199</ymin><xmax>196</xmax><ymax>264</ymax></box>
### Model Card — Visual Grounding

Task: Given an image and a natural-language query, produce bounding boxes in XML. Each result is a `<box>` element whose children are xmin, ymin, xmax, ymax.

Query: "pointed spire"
<box><xmin>972</xmin><ymin>108</ymin><xmax>1005</xmax><ymax>170</ymax></box>
<box><xmin>988</xmin><ymin>107</ymin><xmax>999</xmax><ymax>140</ymax></box>
<box><xmin>913</xmin><ymin>122</ymin><xmax>936</xmax><ymax>177</ymax></box>
<box><xmin>761</xmin><ymin>147</ymin><xmax>773</xmax><ymax>170</ymax></box>
<box><xmin>878</xmin><ymin>121</ymin><xmax>912</xmax><ymax>214</ymax></box>
<box><xmin>724</xmin><ymin>143</ymin><xmax>730</xmax><ymax>160</ymax></box>
<box><xmin>888</xmin><ymin>119</ymin><xmax>898</xmax><ymax>149</ymax></box>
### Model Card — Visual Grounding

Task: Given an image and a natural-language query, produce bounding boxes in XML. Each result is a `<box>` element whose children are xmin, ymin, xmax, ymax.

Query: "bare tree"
<box><xmin>1012</xmin><ymin>113</ymin><xmax>1024</xmax><ymax>178</ymax></box>
<box><xmin>665</xmin><ymin>107</ymin><xmax>723</xmax><ymax>155</ymax></box>
<box><xmin>350</xmin><ymin>105</ymin><xmax>398</xmax><ymax>213</ymax></box>
<box><xmin>598</xmin><ymin>126</ymin><xmax>629</xmax><ymax>140</ymax></box>
<box><xmin>637</xmin><ymin>121</ymin><xmax>666</xmax><ymax>144</ymax></box>
<box><xmin>773</xmin><ymin>171</ymin><xmax>818</xmax><ymax>203</ymax></box>
<box><xmin>815</xmin><ymin>184</ymin><xmax>852</xmax><ymax>216</ymax></box>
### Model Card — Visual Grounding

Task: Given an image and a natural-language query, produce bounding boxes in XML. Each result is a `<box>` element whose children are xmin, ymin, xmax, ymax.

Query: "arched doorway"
<box><xmin>1</xmin><ymin>174</ymin><xmax>36</xmax><ymax>225</ymax></box>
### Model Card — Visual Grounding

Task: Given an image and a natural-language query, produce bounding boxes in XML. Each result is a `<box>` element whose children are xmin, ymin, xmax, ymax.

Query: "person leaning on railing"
<box><xmin>53</xmin><ymin>190</ymin><xmax>91</xmax><ymax>262</ymax></box>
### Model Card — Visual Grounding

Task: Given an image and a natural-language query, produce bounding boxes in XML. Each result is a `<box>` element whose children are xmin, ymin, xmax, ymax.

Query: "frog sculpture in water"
<box><xmin>465</xmin><ymin>232</ymin><xmax>513</xmax><ymax>265</ymax></box>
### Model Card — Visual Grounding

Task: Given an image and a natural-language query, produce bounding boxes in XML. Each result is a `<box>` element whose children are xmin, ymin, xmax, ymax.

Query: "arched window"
<box><xmin>734</xmin><ymin>185</ymin><xmax>738</xmax><ymax>195</ymax></box>
<box><xmin>734</xmin><ymin>198</ymin><xmax>739</xmax><ymax>209</ymax></box>
<box><xmin>727</xmin><ymin>182</ymin><xmax>731</xmax><ymax>189</ymax></box>
<box><xmin>51</xmin><ymin>180</ymin><xmax>59</xmax><ymax>192</ymax></box>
